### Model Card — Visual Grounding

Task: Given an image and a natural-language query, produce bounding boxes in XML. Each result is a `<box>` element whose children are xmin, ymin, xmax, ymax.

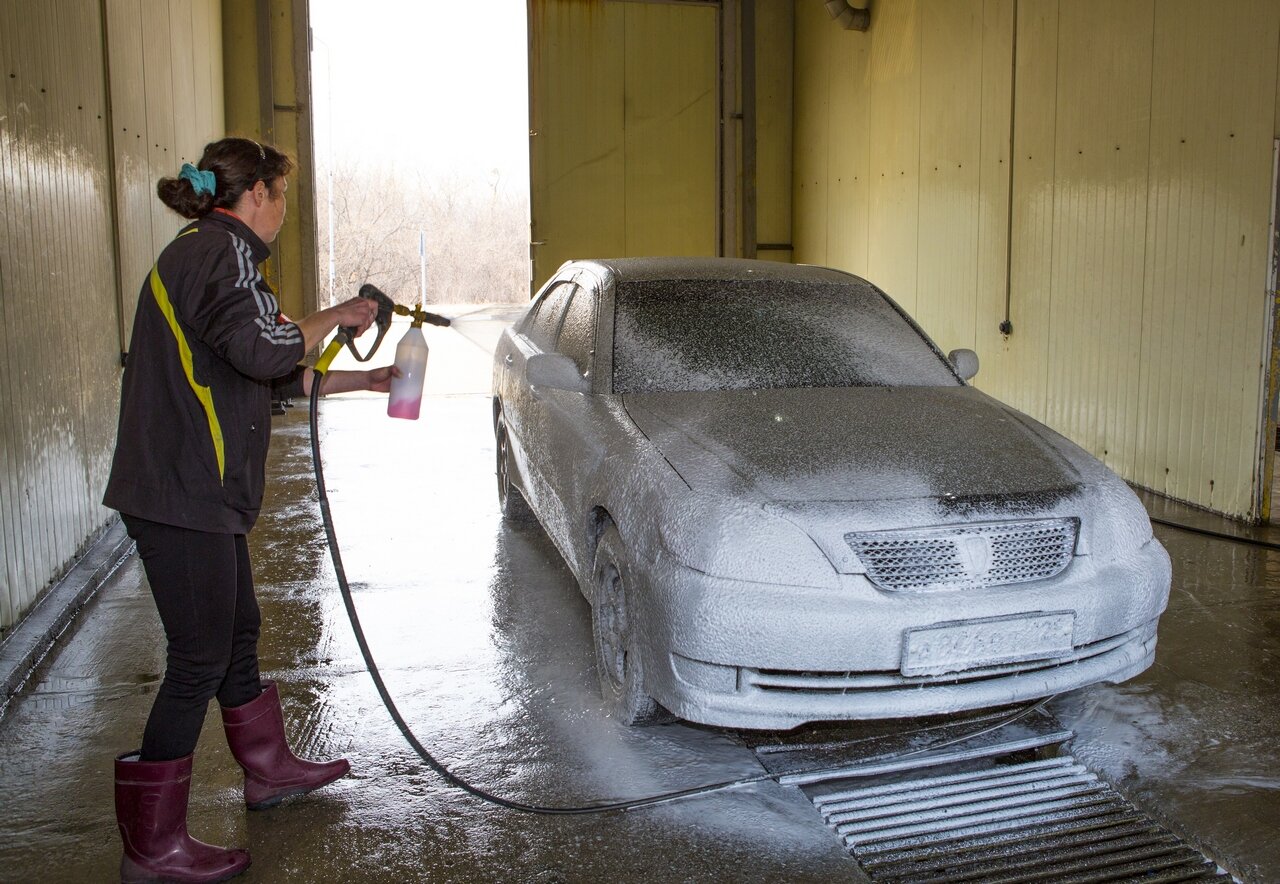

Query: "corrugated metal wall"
<box><xmin>108</xmin><ymin>0</ymin><xmax>225</xmax><ymax>341</ymax></box>
<box><xmin>793</xmin><ymin>0</ymin><xmax>1280</xmax><ymax>518</ymax></box>
<box><xmin>528</xmin><ymin>0</ymin><xmax>718</xmax><ymax>290</ymax></box>
<box><xmin>0</xmin><ymin>0</ymin><xmax>116</xmax><ymax>635</ymax></box>
<box><xmin>0</xmin><ymin>0</ymin><xmax>225</xmax><ymax>631</ymax></box>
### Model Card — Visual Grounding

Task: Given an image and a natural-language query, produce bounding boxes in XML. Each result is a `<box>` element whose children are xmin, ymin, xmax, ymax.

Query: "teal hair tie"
<box><xmin>179</xmin><ymin>163</ymin><xmax>216</xmax><ymax>196</ymax></box>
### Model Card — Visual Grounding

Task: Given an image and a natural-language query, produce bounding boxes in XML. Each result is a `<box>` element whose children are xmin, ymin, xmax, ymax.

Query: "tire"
<box><xmin>495</xmin><ymin>413</ymin><xmax>535</xmax><ymax>522</ymax></box>
<box><xmin>591</xmin><ymin>525</ymin><xmax>670</xmax><ymax>726</ymax></box>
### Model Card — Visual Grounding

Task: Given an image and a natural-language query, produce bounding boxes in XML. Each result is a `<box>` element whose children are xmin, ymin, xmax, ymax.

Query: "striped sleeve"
<box><xmin>229</xmin><ymin>235</ymin><xmax>304</xmax><ymax>348</ymax></box>
<box><xmin>179</xmin><ymin>234</ymin><xmax>306</xmax><ymax>381</ymax></box>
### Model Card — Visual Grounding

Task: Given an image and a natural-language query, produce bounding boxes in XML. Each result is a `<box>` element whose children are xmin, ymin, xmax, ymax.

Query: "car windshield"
<box><xmin>612</xmin><ymin>278</ymin><xmax>959</xmax><ymax>393</ymax></box>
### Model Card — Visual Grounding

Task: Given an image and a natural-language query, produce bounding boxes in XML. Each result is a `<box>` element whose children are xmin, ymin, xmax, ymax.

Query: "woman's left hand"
<box><xmin>365</xmin><ymin>365</ymin><xmax>402</xmax><ymax>393</ymax></box>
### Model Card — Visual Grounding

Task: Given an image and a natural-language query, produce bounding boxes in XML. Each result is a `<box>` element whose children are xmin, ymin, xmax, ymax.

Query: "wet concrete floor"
<box><xmin>1</xmin><ymin>313</ymin><xmax>1277</xmax><ymax>881</ymax></box>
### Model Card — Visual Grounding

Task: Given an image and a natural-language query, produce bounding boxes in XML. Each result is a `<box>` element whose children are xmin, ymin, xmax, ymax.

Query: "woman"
<box><xmin>104</xmin><ymin>137</ymin><xmax>387</xmax><ymax>883</ymax></box>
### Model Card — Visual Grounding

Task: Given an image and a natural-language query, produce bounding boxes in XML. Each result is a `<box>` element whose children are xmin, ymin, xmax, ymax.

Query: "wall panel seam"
<box><xmin>974</xmin><ymin>0</ymin><xmax>988</xmax><ymax>352</ymax></box>
<box><xmin>60</xmin><ymin>0</ymin><xmax>94</xmax><ymax>547</ymax></box>
<box><xmin>100</xmin><ymin>0</ymin><xmax>127</xmax><ymax>364</ymax></box>
<box><xmin>823</xmin><ymin>14</ymin><xmax>832</xmax><ymax>267</ymax></box>
<box><xmin>137</xmin><ymin>2</ymin><xmax>155</xmax><ymax>258</ymax></box>
<box><xmin>1132</xmin><ymin>2</ymin><xmax>1158</xmax><ymax>489</ymax></box>
<box><xmin>0</xmin><ymin>0</ymin><xmax>28</xmax><ymax>625</ymax></box>
<box><xmin>1042</xmin><ymin>0</ymin><xmax>1062</xmax><ymax>414</ymax></box>
<box><xmin>915</xmin><ymin>5</ymin><xmax>923</xmax><ymax>315</ymax></box>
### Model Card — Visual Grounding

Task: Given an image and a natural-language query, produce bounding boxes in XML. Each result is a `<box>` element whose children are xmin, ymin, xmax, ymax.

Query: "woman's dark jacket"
<box><xmin>103</xmin><ymin>210</ymin><xmax>306</xmax><ymax>534</ymax></box>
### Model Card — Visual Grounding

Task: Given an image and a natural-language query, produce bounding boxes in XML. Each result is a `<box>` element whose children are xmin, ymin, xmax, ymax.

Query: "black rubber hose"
<box><xmin>1150</xmin><ymin>515</ymin><xmax>1280</xmax><ymax>552</ymax></box>
<box><xmin>308</xmin><ymin>373</ymin><xmax>1054</xmax><ymax>814</ymax></box>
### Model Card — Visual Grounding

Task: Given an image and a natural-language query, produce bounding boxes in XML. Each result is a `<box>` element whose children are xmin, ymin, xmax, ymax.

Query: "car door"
<box><xmin>503</xmin><ymin>278</ymin><xmax>577</xmax><ymax>529</ymax></box>
<box><xmin>534</xmin><ymin>270</ymin><xmax>606</xmax><ymax>576</ymax></box>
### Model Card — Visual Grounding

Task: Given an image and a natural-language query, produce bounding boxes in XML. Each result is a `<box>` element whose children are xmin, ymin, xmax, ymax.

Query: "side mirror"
<box><xmin>948</xmin><ymin>348</ymin><xmax>979</xmax><ymax>381</ymax></box>
<box><xmin>526</xmin><ymin>352</ymin><xmax>590</xmax><ymax>393</ymax></box>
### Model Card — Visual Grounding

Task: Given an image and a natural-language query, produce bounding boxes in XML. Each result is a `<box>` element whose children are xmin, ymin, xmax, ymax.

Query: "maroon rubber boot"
<box><xmin>220</xmin><ymin>681</ymin><xmax>350</xmax><ymax>810</ymax></box>
<box><xmin>114</xmin><ymin>752</ymin><xmax>251</xmax><ymax>883</ymax></box>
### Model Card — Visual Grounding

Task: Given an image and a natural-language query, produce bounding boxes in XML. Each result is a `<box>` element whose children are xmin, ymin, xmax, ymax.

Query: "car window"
<box><xmin>525</xmin><ymin>282</ymin><xmax>575</xmax><ymax>351</ymax></box>
<box><xmin>557</xmin><ymin>284</ymin><xmax>597</xmax><ymax>376</ymax></box>
<box><xmin>612</xmin><ymin>278</ymin><xmax>959</xmax><ymax>394</ymax></box>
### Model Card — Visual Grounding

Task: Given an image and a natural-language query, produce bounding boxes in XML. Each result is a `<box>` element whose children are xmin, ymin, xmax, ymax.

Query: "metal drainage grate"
<box><xmin>804</xmin><ymin>755</ymin><xmax>1235</xmax><ymax>883</ymax></box>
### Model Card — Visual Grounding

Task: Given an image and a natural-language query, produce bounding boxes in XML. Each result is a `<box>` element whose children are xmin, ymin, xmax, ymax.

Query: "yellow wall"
<box><xmin>529</xmin><ymin>0</ymin><xmax>719</xmax><ymax>291</ymax></box>
<box><xmin>0</xmin><ymin>0</ymin><xmax>225</xmax><ymax>630</ymax></box>
<box><xmin>794</xmin><ymin>0</ymin><xmax>1280</xmax><ymax>518</ymax></box>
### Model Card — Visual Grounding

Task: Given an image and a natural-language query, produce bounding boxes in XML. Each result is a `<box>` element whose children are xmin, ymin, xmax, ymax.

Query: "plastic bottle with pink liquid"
<box><xmin>387</xmin><ymin>319</ymin><xmax>428</xmax><ymax>420</ymax></box>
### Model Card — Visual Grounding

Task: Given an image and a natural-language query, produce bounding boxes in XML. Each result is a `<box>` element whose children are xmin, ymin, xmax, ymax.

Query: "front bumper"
<box><xmin>636</xmin><ymin>538</ymin><xmax>1170</xmax><ymax>729</ymax></box>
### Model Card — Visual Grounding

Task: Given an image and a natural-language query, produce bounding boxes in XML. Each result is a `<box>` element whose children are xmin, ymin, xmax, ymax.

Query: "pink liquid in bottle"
<box><xmin>388</xmin><ymin>324</ymin><xmax>428</xmax><ymax>420</ymax></box>
<box><xmin>387</xmin><ymin>396</ymin><xmax>422</xmax><ymax>420</ymax></box>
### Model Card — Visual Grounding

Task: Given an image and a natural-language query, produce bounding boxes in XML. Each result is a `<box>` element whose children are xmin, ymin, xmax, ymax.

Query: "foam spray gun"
<box><xmin>385</xmin><ymin>300</ymin><xmax>450</xmax><ymax>420</ymax></box>
<box><xmin>312</xmin><ymin>283</ymin><xmax>451</xmax><ymax>419</ymax></box>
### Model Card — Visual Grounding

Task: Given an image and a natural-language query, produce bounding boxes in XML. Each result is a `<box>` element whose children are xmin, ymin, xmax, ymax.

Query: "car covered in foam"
<box><xmin>491</xmin><ymin>257</ymin><xmax>1170</xmax><ymax>729</ymax></box>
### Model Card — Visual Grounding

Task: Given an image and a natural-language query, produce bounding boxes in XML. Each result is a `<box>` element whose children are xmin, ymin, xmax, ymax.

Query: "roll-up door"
<box><xmin>528</xmin><ymin>0</ymin><xmax>718</xmax><ymax>292</ymax></box>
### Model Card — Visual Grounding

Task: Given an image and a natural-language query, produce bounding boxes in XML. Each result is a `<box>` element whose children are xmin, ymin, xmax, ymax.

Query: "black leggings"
<box><xmin>122</xmin><ymin>515</ymin><xmax>264</xmax><ymax>761</ymax></box>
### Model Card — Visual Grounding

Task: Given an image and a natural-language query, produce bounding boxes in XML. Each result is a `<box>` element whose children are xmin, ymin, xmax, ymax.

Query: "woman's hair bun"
<box><xmin>157</xmin><ymin>175</ymin><xmax>215</xmax><ymax>219</ymax></box>
<box><xmin>156</xmin><ymin>137</ymin><xmax>293</xmax><ymax>219</ymax></box>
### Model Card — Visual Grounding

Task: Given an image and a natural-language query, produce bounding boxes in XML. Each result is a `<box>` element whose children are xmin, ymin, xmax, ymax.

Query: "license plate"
<box><xmin>901</xmin><ymin>612</ymin><xmax>1075</xmax><ymax>677</ymax></box>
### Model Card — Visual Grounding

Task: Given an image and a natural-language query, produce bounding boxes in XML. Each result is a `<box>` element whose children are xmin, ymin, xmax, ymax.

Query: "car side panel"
<box><xmin>520</xmin><ymin>389</ymin><xmax>693</xmax><ymax>592</ymax></box>
<box><xmin>503</xmin><ymin>332</ymin><xmax>558</xmax><ymax>515</ymax></box>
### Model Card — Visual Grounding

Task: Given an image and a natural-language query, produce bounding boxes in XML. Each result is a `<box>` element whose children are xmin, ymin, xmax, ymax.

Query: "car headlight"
<box><xmin>1081</xmin><ymin>479</ymin><xmax>1155</xmax><ymax>562</ymax></box>
<box><xmin>656</xmin><ymin>495</ymin><xmax>840</xmax><ymax>589</ymax></box>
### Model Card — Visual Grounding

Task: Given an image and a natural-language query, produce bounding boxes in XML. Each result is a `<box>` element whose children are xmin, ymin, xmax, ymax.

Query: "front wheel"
<box><xmin>591</xmin><ymin>525</ymin><xmax>669</xmax><ymax>726</ymax></box>
<box><xmin>495</xmin><ymin>413</ymin><xmax>534</xmax><ymax>522</ymax></box>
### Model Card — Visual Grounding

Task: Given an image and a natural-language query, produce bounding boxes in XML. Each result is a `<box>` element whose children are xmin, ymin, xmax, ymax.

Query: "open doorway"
<box><xmin>309</xmin><ymin>0</ymin><xmax>530</xmax><ymax>310</ymax></box>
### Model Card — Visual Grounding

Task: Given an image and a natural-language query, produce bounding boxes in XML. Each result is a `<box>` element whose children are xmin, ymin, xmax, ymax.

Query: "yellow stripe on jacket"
<box><xmin>149</xmin><ymin>264</ymin><xmax>226</xmax><ymax>481</ymax></box>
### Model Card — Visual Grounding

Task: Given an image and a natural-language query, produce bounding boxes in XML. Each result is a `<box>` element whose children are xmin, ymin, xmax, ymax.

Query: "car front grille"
<box><xmin>844</xmin><ymin>518</ymin><xmax>1078</xmax><ymax>592</ymax></box>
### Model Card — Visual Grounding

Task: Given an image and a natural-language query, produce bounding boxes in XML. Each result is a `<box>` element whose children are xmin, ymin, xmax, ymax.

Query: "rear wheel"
<box><xmin>592</xmin><ymin>526</ymin><xmax>669</xmax><ymax>726</ymax></box>
<box><xmin>495</xmin><ymin>413</ymin><xmax>534</xmax><ymax>521</ymax></box>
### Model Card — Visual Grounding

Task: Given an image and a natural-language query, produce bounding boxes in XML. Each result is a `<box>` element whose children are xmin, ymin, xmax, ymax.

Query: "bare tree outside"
<box><xmin>317</xmin><ymin>160</ymin><xmax>529</xmax><ymax>307</ymax></box>
<box><xmin>310</xmin><ymin>2</ymin><xmax>530</xmax><ymax>309</ymax></box>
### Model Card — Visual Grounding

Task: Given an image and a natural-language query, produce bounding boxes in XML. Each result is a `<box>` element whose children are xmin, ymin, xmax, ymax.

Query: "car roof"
<box><xmin>569</xmin><ymin>257</ymin><xmax>866</xmax><ymax>286</ymax></box>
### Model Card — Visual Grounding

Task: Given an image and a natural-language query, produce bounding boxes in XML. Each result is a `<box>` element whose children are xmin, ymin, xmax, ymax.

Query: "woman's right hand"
<box><xmin>295</xmin><ymin>296</ymin><xmax>380</xmax><ymax>352</ymax></box>
<box><xmin>329</xmin><ymin>297</ymin><xmax>379</xmax><ymax>337</ymax></box>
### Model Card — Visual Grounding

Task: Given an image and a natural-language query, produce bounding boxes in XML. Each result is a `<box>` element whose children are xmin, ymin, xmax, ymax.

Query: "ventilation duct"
<box><xmin>824</xmin><ymin>0</ymin><xmax>870</xmax><ymax>31</ymax></box>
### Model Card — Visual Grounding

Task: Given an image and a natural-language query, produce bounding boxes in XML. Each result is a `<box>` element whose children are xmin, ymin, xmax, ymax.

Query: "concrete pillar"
<box><xmin>221</xmin><ymin>0</ymin><xmax>318</xmax><ymax>323</ymax></box>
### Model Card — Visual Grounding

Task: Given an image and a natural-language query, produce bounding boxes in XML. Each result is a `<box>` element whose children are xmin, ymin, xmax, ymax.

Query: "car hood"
<box><xmin>623</xmin><ymin>386</ymin><xmax>1087</xmax><ymax>507</ymax></box>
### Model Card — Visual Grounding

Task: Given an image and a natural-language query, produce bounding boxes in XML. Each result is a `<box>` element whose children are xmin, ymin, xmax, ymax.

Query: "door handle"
<box><xmin>504</xmin><ymin>354</ymin><xmax>513</xmax><ymax>365</ymax></box>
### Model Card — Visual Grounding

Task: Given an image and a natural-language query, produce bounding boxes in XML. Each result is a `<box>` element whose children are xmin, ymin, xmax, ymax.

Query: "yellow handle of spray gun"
<box><xmin>313</xmin><ymin>332</ymin><xmax>348</xmax><ymax>375</ymax></box>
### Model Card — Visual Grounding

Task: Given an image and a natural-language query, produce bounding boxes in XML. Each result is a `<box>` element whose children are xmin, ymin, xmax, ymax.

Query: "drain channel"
<box><xmin>806</xmin><ymin>754</ymin><xmax>1234</xmax><ymax>883</ymax></box>
<box><xmin>752</xmin><ymin>711</ymin><xmax>1236</xmax><ymax>883</ymax></box>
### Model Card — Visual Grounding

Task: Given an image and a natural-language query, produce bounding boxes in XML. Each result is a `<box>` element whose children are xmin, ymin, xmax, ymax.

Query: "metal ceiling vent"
<box><xmin>825</xmin><ymin>0</ymin><xmax>871</xmax><ymax>31</ymax></box>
